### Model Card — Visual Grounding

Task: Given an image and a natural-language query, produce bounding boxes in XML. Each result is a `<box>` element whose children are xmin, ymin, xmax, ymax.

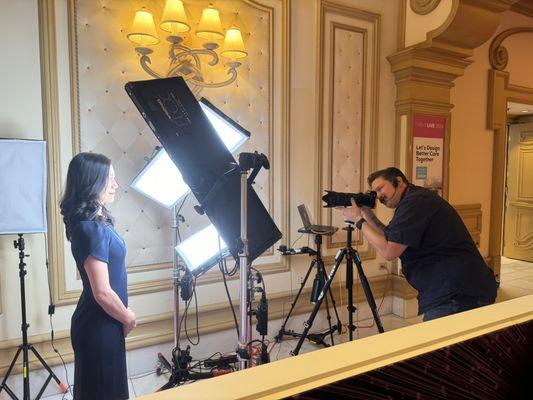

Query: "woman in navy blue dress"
<box><xmin>60</xmin><ymin>152</ymin><xmax>136</xmax><ymax>399</ymax></box>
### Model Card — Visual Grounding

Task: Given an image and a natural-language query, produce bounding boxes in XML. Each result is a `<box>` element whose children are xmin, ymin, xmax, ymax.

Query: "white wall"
<box><xmin>0</xmin><ymin>0</ymin><xmax>52</xmax><ymax>338</ymax></box>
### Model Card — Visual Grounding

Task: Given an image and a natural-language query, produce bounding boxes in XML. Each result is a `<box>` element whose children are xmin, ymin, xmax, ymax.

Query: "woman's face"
<box><xmin>99</xmin><ymin>165</ymin><xmax>118</xmax><ymax>205</ymax></box>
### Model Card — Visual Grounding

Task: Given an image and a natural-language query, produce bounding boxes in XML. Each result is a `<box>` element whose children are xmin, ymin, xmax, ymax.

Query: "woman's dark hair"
<box><xmin>60</xmin><ymin>152</ymin><xmax>114</xmax><ymax>241</ymax></box>
<box><xmin>367</xmin><ymin>167</ymin><xmax>410</xmax><ymax>187</ymax></box>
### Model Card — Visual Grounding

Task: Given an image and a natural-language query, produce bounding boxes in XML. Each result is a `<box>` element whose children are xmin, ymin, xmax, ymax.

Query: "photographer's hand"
<box><xmin>359</xmin><ymin>206</ymin><xmax>387</xmax><ymax>232</ymax></box>
<box><xmin>342</xmin><ymin>199</ymin><xmax>362</xmax><ymax>223</ymax></box>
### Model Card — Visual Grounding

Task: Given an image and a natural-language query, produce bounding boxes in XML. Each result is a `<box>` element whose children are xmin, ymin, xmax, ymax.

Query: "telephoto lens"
<box><xmin>322</xmin><ymin>190</ymin><xmax>377</xmax><ymax>208</ymax></box>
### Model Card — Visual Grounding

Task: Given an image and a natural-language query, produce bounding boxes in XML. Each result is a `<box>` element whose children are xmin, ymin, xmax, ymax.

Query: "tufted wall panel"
<box><xmin>72</xmin><ymin>0</ymin><xmax>276</xmax><ymax>271</ymax></box>
<box><xmin>318</xmin><ymin>1</ymin><xmax>380</xmax><ymax>257</ymax></box>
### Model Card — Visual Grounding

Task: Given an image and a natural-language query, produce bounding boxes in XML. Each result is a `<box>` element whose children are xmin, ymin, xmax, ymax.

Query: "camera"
<box><xmin>321</xmin><ymin>190</ymin><xmax>377</xmax><ymax>208</ymax></box>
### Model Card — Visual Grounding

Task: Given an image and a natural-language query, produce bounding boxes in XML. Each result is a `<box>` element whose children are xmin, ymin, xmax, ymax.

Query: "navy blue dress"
<box><xmin>70</xmin><ymin>220</ymin><xmax>129</xmax><ymax>399</ymax></box>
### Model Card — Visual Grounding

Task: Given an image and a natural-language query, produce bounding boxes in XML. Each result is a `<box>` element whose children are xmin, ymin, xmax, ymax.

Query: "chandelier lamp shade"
<box><xmin>126</xmin><ymin>1</ymin><xmax>248</xmax><ymax>92</ymax></box>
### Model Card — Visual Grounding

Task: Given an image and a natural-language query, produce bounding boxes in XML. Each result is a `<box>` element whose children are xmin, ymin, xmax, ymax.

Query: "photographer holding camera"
<box><xmin>339</xmin><ymin>167</ymin><xmax>497</xmax><ymax>321</ymax></box>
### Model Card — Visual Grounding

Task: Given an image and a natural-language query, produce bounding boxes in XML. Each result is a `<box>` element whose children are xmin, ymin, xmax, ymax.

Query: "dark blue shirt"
<box><xmin>384</xmin><ymin>186</ymin><xmax>497</xmax><ymax>313</ymax></box>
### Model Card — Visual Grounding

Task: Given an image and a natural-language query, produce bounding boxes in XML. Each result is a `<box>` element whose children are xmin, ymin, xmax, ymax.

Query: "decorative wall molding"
<box><xmin>41</xmin><ymin>0</ymin><xmax>291</xmax><ymax>305</ymax></box>
<box><xmin>398</xmin><ymin>0</ymin><xmax>407</xmax><ymax>50</ymax></box>
<box><xmin>487</xmin><ymin>69</ymin><xmax>533</xmax><ymax>278</ymax></box>
<box><xmin>422</xmin><ymin>0</ymin><xmax>519</xmax><ymax>58</ymax></box>
<box><xmin>39</xmin><ymin>0</ymin><xmax>66</xmax><ymax>306</ymax></box>
<box><xmin>454</xmin><ymin>204</ymin><xmax>482</xmax><ymax>247</ymax></box>
<box><xmin>317</xmin><ymin>0</ymin><xmax>380</xmax><ymax>256</ymax></box>
<box><xmin>410</xmin><ymin>0</ymin><xmax>442</xmax><ymax>15</ymax></box>
<box><xmin>0</xmin><ymin>273</ymin><xmax>392</xmax><ymax>375</ymax></box>
<box><xmin>489</xmin><ymin>27</ymin><xmax>533</xmax><ymax>70</ymax></box>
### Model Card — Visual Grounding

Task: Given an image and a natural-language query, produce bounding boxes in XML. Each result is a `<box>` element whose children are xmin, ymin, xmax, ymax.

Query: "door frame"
<box><xmin>487</xmin><ymin>69</ymin><xmax>533</xmax><ymax>281</ymax></box>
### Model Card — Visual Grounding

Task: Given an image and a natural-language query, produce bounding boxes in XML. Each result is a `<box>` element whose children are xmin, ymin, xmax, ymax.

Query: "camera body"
<box><xmin>322</xmin><ymin>190</ymin><xmax>377</xmax><ymax>208</ymax></box>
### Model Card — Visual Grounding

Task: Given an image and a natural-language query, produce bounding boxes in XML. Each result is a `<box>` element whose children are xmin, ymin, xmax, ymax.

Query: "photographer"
<box><xmin>341</xmin><ymin>167</ymin><xmax>497</xmax><ymax>321</ymax></box>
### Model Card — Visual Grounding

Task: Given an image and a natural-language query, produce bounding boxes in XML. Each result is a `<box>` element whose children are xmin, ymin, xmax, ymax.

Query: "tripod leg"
<box><xmin>291</xmin><ymin>251</ymin><xmax>345</xmax><ymax>356</ymax></box>
<box><xmin>319</xmin><ymin>260</ymin><xmax>342</xmax><ymax>334</ymax></box>
<box><xmin>275</xmin><ymin>260</ymin><xmax>316</xmax><ymax>342</ymax></box>
<box><xmin>322</xmin><ymin>287</ymin><xmax>335</xmax><ymax>346</ymax></box>
<box><xmin>351</xmin><ymin>250</ymin><xmax>384</xmax><ymax>333</ymax></box>
<box><xmin>29</xmin><ymin>345</ymin><xmax>68</xmax><ymax>397</ymax></box>
<box><xmin>317</xmin><ymin>260</ymin><xmax>338</xmax><ymax>345</ymax></box>
<box><xmin>346</xmin><ymin>252</ymin><xmax>356</xmax><ymax>341</ymax></box>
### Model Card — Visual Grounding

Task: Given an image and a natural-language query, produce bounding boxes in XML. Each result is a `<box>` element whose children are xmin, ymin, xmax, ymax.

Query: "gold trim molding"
<box><xmin>410</xmin><ymin>0</ymin><xmax>442</xmax><ymax>15</ymax></box>
<box><xmin>489</xmin><ymin>27</ymin><xmax>533</xmax><ymax>70</ymax></box>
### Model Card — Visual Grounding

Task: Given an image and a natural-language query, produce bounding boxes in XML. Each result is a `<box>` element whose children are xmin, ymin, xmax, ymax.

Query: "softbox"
<box><xmin>125</xmin><ymin>77</ymin><xmax>282</xmax><ymax>263</ymax></box>
<box><xmin>0</xmin><ymin>139</ymin><xmax>47</xmax><ymax>234</ymax></box>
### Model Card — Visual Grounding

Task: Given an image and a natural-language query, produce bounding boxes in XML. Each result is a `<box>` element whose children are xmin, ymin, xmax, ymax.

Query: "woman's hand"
<box><xmin>123</xmin><ymin>307</ymin><xmax>136</xmax><ymax>337</ymax></box>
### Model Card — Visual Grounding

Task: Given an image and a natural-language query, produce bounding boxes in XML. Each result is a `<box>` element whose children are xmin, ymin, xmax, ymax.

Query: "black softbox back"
<box><xmin>125</xmin><ymin>77</ymin><xmax>281</xmax><ymax>262</ymax></box>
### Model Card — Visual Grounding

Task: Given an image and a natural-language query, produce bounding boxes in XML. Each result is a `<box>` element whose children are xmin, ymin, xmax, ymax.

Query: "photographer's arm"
<box><xmin>360</xmin><ymin>208</ymin><xmax>386</xmax><ymax>233</ymax></box>
<box><xmin>343</xmin><ymin>199</ymin><xmax>406</xmax><ymax>261</ymax></box>
<box><xmin>360</xmin><ymin>223</ymin><xmax>406</xmax><ymax>261</ymax></box>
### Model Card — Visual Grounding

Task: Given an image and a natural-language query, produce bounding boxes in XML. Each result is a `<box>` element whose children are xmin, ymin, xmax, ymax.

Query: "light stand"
<box><xmin>290</xmin><ymin>222</ymin><xmax>384</xmax><ymax>356</ymax></box>
<box><xmin>236</xmin><ymin>152</ymin><xmax>270</xmax><ymax>370</ymax></box>
<box><xmin>0</xmin><ymin>235</ymin><xmax>67</xmax><ymax>400</ymax></box>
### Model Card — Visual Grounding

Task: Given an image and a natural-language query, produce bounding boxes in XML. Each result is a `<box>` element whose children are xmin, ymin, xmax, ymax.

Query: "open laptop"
<box><xmin>297</xmin><ymin>204</ymin><xmax>338</xmax><ymax>235</ymax></box>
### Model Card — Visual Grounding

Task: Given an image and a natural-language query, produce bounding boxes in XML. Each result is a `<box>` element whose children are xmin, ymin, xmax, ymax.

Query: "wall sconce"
<box><xmin>127</xmin><ymin>0</ymin><xmax>247</xmax><ymax>92</ymax></box>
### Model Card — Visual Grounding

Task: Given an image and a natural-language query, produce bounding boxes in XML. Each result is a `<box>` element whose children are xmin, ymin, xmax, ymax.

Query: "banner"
<box><xmin>412</xmin><ymin>114</ymin><xmax>445</xmax><ymax>196</ymax></box>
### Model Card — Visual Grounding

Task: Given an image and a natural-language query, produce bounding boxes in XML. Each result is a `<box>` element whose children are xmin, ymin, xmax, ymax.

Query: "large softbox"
<box><xmin>0</xmin><ymin>139</ymin><xmax>47</xmax><ymax>234</ymax></box>
<box><xmin>125</xmin><ymin>77</ymin><xmax>281</xmax><ymax>263</ymax></box>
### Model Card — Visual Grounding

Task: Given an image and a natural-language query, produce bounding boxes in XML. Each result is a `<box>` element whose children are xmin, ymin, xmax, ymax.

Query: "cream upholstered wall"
<box><xmin>449</xmin><ymin>10</ymin><xmax>533</xmax><ymax>257</ymax></box>
<box><xmin>55</xmin><ymin>0</ymin><xmax>288</xmax><ymax>311</ymax></box>
<box><xmin>73</xmin><ymin>0</ymin><xmax>276</xmax><ymax>270</ymax></box>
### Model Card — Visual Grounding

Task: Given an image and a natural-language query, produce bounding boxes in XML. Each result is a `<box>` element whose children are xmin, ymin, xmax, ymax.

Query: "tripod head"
<box><xmin>13</xmin><ymin>234</ymin><xmax>26</xmax><ymax>251</ymax></box>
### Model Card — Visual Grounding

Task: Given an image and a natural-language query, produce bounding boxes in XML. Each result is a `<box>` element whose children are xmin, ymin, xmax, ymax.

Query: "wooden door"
<box><xmin>503</xmin><ymin>122</ymin><xmax>533</xmax><ymax>262</ymax></box>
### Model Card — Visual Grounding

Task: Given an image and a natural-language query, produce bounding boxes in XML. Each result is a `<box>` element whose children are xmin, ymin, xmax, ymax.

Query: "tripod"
<box><xmin>0</xmin><ymin>235</ymin><xmax>67</xmax><ymax>400</ymax></box>
<box><xmin>291</xmin><ymin>223</ymin><xmax>384</xmax><ymax>356</ymax></box>
<box><xmin>275</xmin><ymin>232</ymin><xmax>342</xmax><ymax>347</ymax></box>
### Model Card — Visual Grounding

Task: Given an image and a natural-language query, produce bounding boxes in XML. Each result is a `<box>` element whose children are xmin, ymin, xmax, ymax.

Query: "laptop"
<box><xmin>297</xmin><ymin>204</ymin><xmax>338</xmax><ymax>235</ymax></box>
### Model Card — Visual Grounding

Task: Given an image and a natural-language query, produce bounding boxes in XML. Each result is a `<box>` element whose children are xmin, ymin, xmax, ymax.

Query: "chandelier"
<box><xmin>127</xmin><ymin>0</ymin><xmax>247</xmax><ymax>93</ymax></box>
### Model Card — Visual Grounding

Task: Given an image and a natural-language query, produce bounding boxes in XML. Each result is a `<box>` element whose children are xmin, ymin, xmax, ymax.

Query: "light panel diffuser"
<box><xmin>175</xmin><ymin>224</ymin><xmax>229</xmax><ymax>276</ymax></box>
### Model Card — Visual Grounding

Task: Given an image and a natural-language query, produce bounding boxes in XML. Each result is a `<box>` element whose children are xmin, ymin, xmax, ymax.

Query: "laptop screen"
<box><xmin>297</xmin><ymin>204</ymin><xmax>312</xmax><ymax>228</ymax></box>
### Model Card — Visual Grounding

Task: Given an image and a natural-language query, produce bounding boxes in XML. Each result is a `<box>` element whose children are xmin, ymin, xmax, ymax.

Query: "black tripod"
<box><xmin>291</xmin><ymin>223</ymin><xmax>384</xmax><ymax>355</ymax></box>
<box><xmin>276</xmin><ymin>232</ymin><xmax>342</xmax><ymax>348</ymax></box>
<box><xmin>0</xmin><ymin>235</ymin><xmax>67</xmax><ymax>400</ymax></box>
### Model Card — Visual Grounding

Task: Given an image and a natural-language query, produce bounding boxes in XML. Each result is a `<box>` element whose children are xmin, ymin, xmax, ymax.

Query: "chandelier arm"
<box><xmin>174</xmin><ymin>48</ymin><xmax>218</xmax><ymax>66</ymax></box>
<box><xmin>171</xmin><ymin>43</ymin><xmax>201</xmax><ymax>68</ymax></box>
<box><xmin>188</xmin><ymin>67</ymin><xmax>238</xmax><ymax>88</ymax></box>
<box><xmin>139</xmin><ymin>55</ymin><xmax>164</xmax><ymax>79</ymax></box>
